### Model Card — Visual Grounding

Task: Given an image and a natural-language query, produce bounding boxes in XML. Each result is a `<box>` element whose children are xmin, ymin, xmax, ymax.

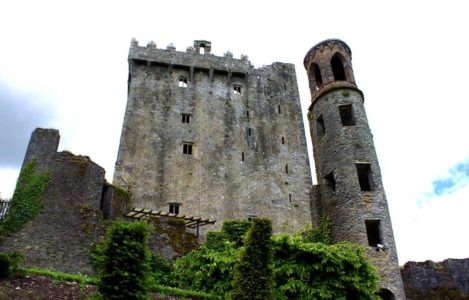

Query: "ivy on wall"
<box><xmin>0</xmin><ymin>161</ymin><xmax>50</xmax><ymax>237</ymax></box>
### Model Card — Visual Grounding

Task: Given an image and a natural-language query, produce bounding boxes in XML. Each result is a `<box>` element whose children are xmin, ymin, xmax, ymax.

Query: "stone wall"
<box><xmin>0</xmin><ymin>128</ymin><xmax>198</xmax><ymax>274</ymax></box>
<box><xmin>401</xmin><ymin>258</ymin><xmax>469</xmax><ymax>300</ymax></box>
<box><xmin>114</xmin><ymin>40</ymin><xmax>313</xmax><ymax>236</ymax></box>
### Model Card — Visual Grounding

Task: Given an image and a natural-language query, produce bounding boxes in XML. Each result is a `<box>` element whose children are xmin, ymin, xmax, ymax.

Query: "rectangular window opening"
<box><xmin>278</xmin><ymin>105</ymin><xmax>282</xmax><ymax>114</ymax></box>
<box><xmin>285</xmin><ymin>164</ymin><xmax>289</xmax><ymax>174</ymax></box>
<box><xmin>169</xmin><ymin>203</ymin><xmax>180</xmax><ymax>215</ymax></box>
<box><xmin>324</xmin><ymin>171</ymin><xmax>336</xmax><ymax>192</ymax></box>
<box><xmin>281</xmin><ymin>136</ymin><xmax>285</xmax><ymax>145</ymax></box>
<box><xmin>246</xmin><ymin>110</ymin><xmax>250</xmax><ymax>120</ymax></box>
<box><xmin>339</xmin><ymin>104</ymin><xmax>356</xmax><ymax>126</ymax></box>
<box><xmin>356</xmin><ymin>163</ymin><xmax>372</xmax><ymax>191</ymax></box>
<box><xmin>233</xmin><ymin>84</ymin><xmax>242</xmax><ymax>95</ymax></box>
<box><xmin>316</xmin><ymin>115</ymin><xmax>325</xmax><ymax>136</ymax></box>
<box><xmin>181</xmin><ymin>113</ymin><xmax>191</xmax><ymax>123</ymax></box>
<box><xmin>248</xmin><ymin>128</ymin><xmax>252</xmax><ymax>136</ymax></box>
<box><xmin>365</xmin><ymin>219</ymin><xmax>382</xmax><ymax>248</ymax></box>
<box><xmin>183</xmin><ymin>143</ymin><xmax>193</xmax><ymax>155</ymax></box>
<box><xmin>289</xmin><ymin>193</ymin><xmax>292</xmax><ymax>203</ymax></box>
<box><xmin>241</xmin><ymin>152</ymin><xmax>244</xmax><ymax>162</ymax></box>
<box><xmin>178</xmin><ymin>77</ymin><xmax>188</xmax><ymax>88</ymax></box>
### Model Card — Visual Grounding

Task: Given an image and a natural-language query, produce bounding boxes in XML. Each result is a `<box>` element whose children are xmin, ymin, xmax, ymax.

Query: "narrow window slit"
<box><xmin>241</xmin><ymin>152</ymin><xmax>244</xmax><ymax>162</ymax></box>
<box><xmin>285</xmin><ymin>164</ymin><xmax>289</xmax><ymax>174</ymax></box>
<box><xmin>281</xmin><ymin>136</ymin><xmax>285</xmax><ymax>145</ymax></box>
<box><xmin>289</xmin><ymin>193</ymin><xmax>292</xmax><ymax>202</ymax></box>
<box><xmin>278</xmin><ymin>105</ymin><xmax>281</xmax><ymax>114</ymax></box>
<box><xmin>324</xmin><ymin>171</ymin><xmax>336</xmax><ymax>192</ymax></box>
<box><xmin>316</xmin><ymin>115</ymin><xmax>325</xmax><ymax>136</ymax></box>
<box><xmin>356</xmin><ymin>163</ymin><xmax>372</xmax><ymax>191</ymax></box>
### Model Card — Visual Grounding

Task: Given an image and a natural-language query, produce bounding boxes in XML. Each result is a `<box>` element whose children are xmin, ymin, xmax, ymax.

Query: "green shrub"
<box><xmin>0</xmin><ymin>161</ymin><xmax>50</xmax><ymax>237</ymax></box>
<box><xmin>148</xmin><ymin>252</ymin><xmax>173</xmax><ymax>286</ymax></box>
<box><xmin>96</xmin><ymin>220</ymin><xmax>151</xmax><ymax>300</ymax></box>
<box><xmin>221</xmin><ymin>220</ymin><xmax>251</xmax><ymax>246</ymax></box>
<box><xmin>230</xmin><ymin>218</ymin><xmax>274</xmax><ymax>300</ymax></box>
<box><xmin>0</xmin><ymin>251</ymin><xmax>24</xmax><ymax>278</ymax></box>
<box><xmin>272</xmin><ymin>235</ymin><xmax>379</xmax><ymax>299</ymax></box>
<box><xmin>172</xmin><ymin>239</ymin><xmax>237</xmax><ymax>296</ymax></box>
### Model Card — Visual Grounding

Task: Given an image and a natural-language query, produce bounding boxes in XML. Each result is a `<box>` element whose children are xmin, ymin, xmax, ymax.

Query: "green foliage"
<box><xmin>295</xmin><ymin>217</ymin><xmax>331</xmax><ymax>244</ymax></box>
<box><xmin>230</xmin><ymin>218</ymin><xmax>274</xmax><ymax>300</ymax></box>
<box><xmin>272</xmin><ymin>235</ymin><xmax>379</xmax><ymax>299</ymax></box>
<box><xmin>148</xmin><ymin>252</ymin><xmax>173</xmax><ymax>286</ymax></box>
<box><xmin>171</xmin><ymin>219</ymin><xmax>378</xmax><ymax>299</ymax></box>
<box><xmin>96</xmin><ymin>220</ymin><xmax>151</xmax><ymax>300</ymax></box>
<box><xmin>0</xmin><ymin>251</ymin><xmax>24</xmax><ymax>278</ymax></box>
<box><xmin>0</xmin><ymin>161</ymin><xmax>50</xmax><ymax>237</ymax></box>
<box><xmin>24</xmin><ymin>267</ymin><xmax>97</xmax><ymax>284</ymax></box>
<box><xmin>221</xmin><ymin>219</ymin><xmax>251</xmax><ymax>246</ymax></box>
<box><xmin>172</xmin><ymin>238</ymin><xmax>237</xmax><ymax>295</ymax></box>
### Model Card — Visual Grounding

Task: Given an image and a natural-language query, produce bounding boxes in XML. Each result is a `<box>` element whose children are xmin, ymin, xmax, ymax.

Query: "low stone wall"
<box><xmin>401</xmin><ymin>258</ymin><xmax>469</xmax><ymax>299</ymax></box>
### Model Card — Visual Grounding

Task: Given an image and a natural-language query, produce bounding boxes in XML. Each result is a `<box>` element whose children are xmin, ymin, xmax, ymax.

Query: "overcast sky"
<box><xmin>1</xmin><ymin>0</ymin><xmax>468</xmax><ymax>264</ymax></box>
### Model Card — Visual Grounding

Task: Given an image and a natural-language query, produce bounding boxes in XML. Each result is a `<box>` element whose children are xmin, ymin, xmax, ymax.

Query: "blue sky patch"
<box><xmin>431</xmin><ymin>160</ymin><xmax>469</xmax><ymax>196</ymax></box>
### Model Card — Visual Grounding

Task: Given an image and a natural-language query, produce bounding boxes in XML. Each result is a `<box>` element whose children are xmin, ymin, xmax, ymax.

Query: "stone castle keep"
<box><xmin>1</xmin><ymin>39</ymin><xmax>408</xmax><ymax>298</ymax></box>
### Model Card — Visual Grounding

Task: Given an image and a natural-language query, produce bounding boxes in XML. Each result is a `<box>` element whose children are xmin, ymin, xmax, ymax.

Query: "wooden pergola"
<box><xmin>124</xmin><ymin>207</ymin><xmax>216</xmax><ymax>237</ymax></box>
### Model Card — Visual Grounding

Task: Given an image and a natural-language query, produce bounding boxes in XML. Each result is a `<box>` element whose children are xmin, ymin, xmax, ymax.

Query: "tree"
<box><xmin>97</xmin><ymin>220</ymin><xmax>151</xmax><ymax>300</ymax></box>
<box><xmin>230</xmin><ymin>218</ymin><xmax>273</xmax><ymax>300</ymax></box>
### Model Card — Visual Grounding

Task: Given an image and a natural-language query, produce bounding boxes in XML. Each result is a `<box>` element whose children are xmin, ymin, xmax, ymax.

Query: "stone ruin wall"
<box><xmin>0</xmin><ymin>128</ymin><xmax>197</xmax><ymax>274</ymax></box>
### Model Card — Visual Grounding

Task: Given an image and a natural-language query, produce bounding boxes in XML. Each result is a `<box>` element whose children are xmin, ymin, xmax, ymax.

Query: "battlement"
<box><xmin>129</xmin><ymin>39</ymin><xmax>253</xmax><ymax>75</ymax></box>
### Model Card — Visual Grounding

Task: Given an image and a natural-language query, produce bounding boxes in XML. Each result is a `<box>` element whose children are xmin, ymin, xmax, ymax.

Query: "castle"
<box><xmin>1</xmin><ymin>39</ymin><xmax>406</xmax><ymax>298</ymax></box>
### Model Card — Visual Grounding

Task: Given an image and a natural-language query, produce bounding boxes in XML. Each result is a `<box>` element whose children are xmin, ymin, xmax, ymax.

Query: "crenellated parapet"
<box><xmin>129</xmin><ymin>39</ymin><xmax>252</xmax><ymax>75</ymax></box>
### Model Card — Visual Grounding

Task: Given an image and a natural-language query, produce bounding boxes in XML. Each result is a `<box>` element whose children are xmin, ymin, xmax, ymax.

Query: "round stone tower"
<box><xmin>304</xmin><ymin>39</ymin><xmax>405</xmax><ymax>299</ymax></box>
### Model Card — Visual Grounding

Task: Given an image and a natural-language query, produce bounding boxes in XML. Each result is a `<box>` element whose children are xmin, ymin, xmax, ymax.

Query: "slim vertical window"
<box><xmin>285</xmin><ymin>164</ymin><xmax>289</xmax><ymax>174</ymax></box>
<box><xmin>181</xmin><ymin>113</ymin><xmax>191</xmax><ymax>123</ymax></box>
<box><xmin>324</xmin><ymin>171</ymin><xmax>336</xmax><ymax>192</ymax></box>
<box><xmin>281</xmin><ymin>137</ymin><xmax>285</xmax><ymax>145</ymax></box>
<box><xmin>289</xmin><ymin>193</ymin><xmax>292</xmax><ymax>202</ymax></box>
<box><xmin>316</xmin><ymin>115</ymin><xmax>325</xmax><ymax>136</ymax></box>
<box><xmin>365</xmin><ymin>219</ymin><xmax>382</xmax><ymax>247</ymax></box>
<box><xmin>248</xmin><ymin>128</ymin><xmax>252</xmax><ymax>136</ymax></box>
<box><xmin>356</xmin><ymin>163</ymin><xmax>372</xmax><ymax>191</ymax></box>
<box><xmin>278</xmin><ymin>105</ymin><xmax>282</xmax><ymax>114</ymax></box>
<box><xmin>246</xmin><ymin>110</ymin><xmax>250</xmax><ymax>120</ymax></box>
<box><xmin>241</xmin><ymin>152</ymin><xmax>245</xmax><ymax>162</ymax></box>
<box><xmin>183</xmin><ymin>143</ymin><xmax>193</xmax><ymax>155</ymax></box>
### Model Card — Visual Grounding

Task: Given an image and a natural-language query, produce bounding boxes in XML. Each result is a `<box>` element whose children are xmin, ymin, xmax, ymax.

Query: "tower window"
<box><xmin>169</xmin><ymin>203</ymin><xmax>180</xmax><ymax>215</ymax></box>
<box><xmin>281</xmin><ymin>137</ymin><xmax>285</xmax><ymax>145</ymax></box>
<box><xmin>365</xmin><ymin>219</ymin><xmax>382</xmax><ymax>247</ymax></box>
<box><xmin>248</xmin><ymin>128</ymin><xmax>252</xmax><ymax>136</ymax></box>
<box><xmin>339</xmin><ymin>104</ymin><xmax>355</xmax><ymax>126</ymax></box>
<box><xmin>316</xmin><ymin>115</ymin><xmax>325</xmax><ymax>136</ymax></box>
<box><xmin>331</xmin><ymin>53</ymin><xmax>346</xmax><ymax>81</ymax></box>
<box><xmin>311</xmin><ymin>63</ymin><xmax>323</xmax><ymax>90</ymax></box>
<box><xmin>356</xmin><ymin>163</ymin><xmax>372</xmax><ymax>191</ymax></box>
<box><xmin>246</xmin><ymin>110</ymin><xmax>250</xmax><ymax>120</ymax></box>
<box><xmin>278</xmin><ymin>105</ymin><xmax>282</xmax><ymax>114</ymax></box>
<box><xmin>181</xmin><ymin>113</ymin><xmax>191</xmax><ymax>123</ymax></box>
<box><xmin>241</xmin><ymin>152</ymin><xmax>245</xmax><ymax>162</ymax></box>
<box><xmin>233</xmin><ymin>84</ymin><xmax>242</xmax><ymax>94</ymax></box>
<box><xmin>182</xmin><ymin>142</ymin><xmax>193</xmax><ymax>155</ymax></box>
<box><xmin>289</xmin><ymin>193</ymin><xmax>292</xmax><ymax>202</ymax></box>
<box><xmin>285</xmin><ymin>164</ymin><xmax>289</xmax><ymax>174</ymax></box>
<box><xmin>178</xmin><ymin>77</ymin><xmax>188</xmax><ymax>88</ymax></box>
<box><xmin>324</xmin><ymin>171</ymin><xmax>336</xmax><ymax>192</ymax></box>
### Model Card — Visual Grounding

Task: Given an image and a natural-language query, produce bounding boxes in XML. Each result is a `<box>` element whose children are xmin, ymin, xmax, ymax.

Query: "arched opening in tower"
<box><xmin>311</xmin><ymin>63</ymin><xmax>323</xmax><ymax>90</ymax></box>
<box><xmin>376</xmin><ymin>288</ymin><xmax>395</xmax><ymax>300</ymax></box>
<box><xmin>331</xmin><ymin>53</ymin><xmax>346</xmax><ymax>81</ymax></box>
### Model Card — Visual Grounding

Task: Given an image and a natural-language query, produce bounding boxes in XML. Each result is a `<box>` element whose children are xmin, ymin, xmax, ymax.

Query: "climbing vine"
<box><xmin>0</xmin><ymin>161</ymin><xmax>50</xmax><ymax>237</ymax></box>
